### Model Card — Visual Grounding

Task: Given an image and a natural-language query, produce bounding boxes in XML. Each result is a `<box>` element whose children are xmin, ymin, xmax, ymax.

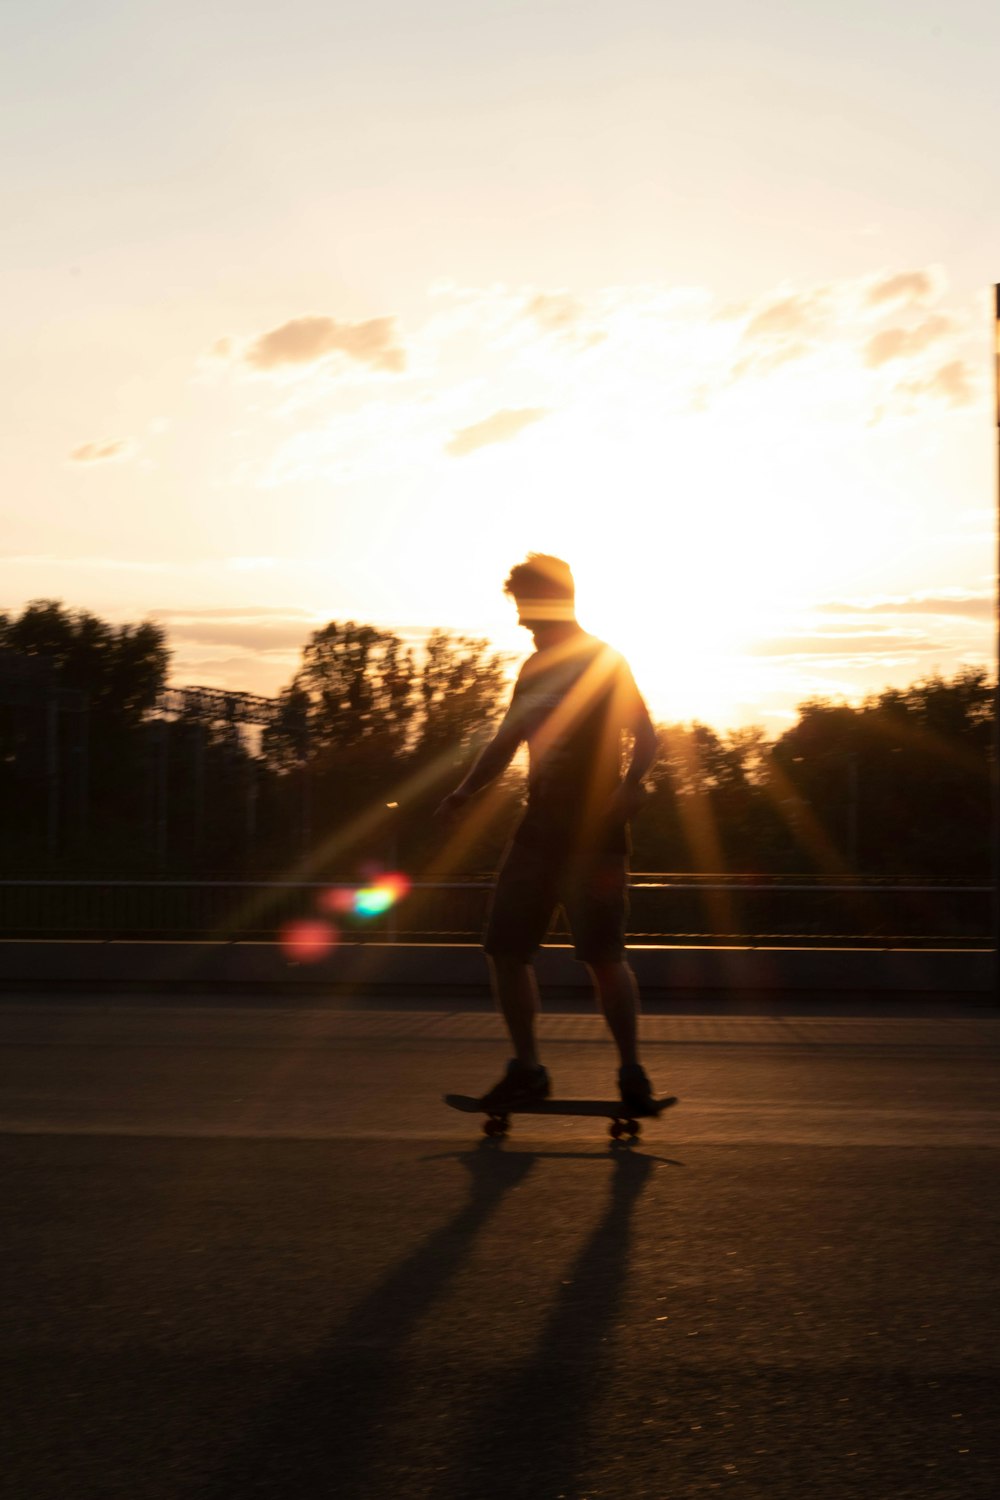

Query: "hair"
<box><xmin>503</xmin><ymin>553</ymin><xmax>575</xmax><ymax>606</ymax></box>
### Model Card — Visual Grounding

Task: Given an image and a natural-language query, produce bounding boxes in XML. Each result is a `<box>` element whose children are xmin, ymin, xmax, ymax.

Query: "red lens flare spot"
<box><xmin>318</xmin><ymin>887</ymin><xmax>356</xmax><ymax>915</ymax></box>
<box><xmin>381</xmin><ymin>872</ymin><xmax>411</xmax><ymax>902</ymax></box>
<box><xmin>281</xmin><ymin>919</ymin><xmax>336</xmax><ymax>963</ymax></box>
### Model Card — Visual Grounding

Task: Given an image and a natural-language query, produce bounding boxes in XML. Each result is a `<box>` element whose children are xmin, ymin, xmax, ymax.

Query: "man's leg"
<box><xmin>567</xmin><ymin>854</ymin><xmax>639</xmax><ymax>1066</ymax></box>
<box><xmin>488</xmin><ymin>955</ymin><xmax>542</xmax><ymax>1067</ymax></box>
<box><xmin>482</xmin><ymin>843</ymin><xmax>557</xmax><ymax>1091</ymax></box>
<box><xmin>568</xmin><ymin>856</ymin><xmax>659</xmax><ymax>1108</ymax></box>
<box><xmin>587</xmin><ymin>959</ymin><xmax>640</xmax><ymax>1067</ymax></box>
<box><xmin>589</xmin><ymin>958</ymin><xmax>661</xmax><ymax>1111</ymax></box>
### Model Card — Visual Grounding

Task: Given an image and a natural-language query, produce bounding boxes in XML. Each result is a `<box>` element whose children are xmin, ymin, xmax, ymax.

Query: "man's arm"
<box><xmin>623</xmin><ymin>700</ymin><xmax>658</xmax><ymax>786</ymax></box>
<box><xmin>610</xmin><ymin>670</ymin><xmax>659</xmax><ymax>820</ymax></box>
<box><xmin>434</xmin><ymin>704</ymin><xmax>525</xmax><ymax>822</ymax></box>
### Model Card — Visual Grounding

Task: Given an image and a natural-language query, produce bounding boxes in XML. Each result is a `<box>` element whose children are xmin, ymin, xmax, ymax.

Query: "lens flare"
<box><xmin>318</xmin><ymin>872</ymin><xmax>412</xmax><ymax>920</ymax></box>
<box><xmin>354</xmin><ymin>885</ymin><xmax>395</xmax><ymax>917</ymax></box>
<box><xmin>318</xmin><ymin>887</ymin><xmax>357</xmax><ymax>915</ymax></box>
<box><xmin>281</xmin><ymin>918</ymin><xmax>337</xmax><ymax>963</ymax></box>
<box><xmin>380</xmin><ymin>872</ymin><xmax>411</xmax><ymax>902</ymax></box>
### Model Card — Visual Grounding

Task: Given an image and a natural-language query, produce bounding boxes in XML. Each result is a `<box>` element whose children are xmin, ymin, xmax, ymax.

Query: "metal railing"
<box><xmin>0</xmin><ymin>877</ymin><xmax>991</xmax><ymax>948</ymax></box>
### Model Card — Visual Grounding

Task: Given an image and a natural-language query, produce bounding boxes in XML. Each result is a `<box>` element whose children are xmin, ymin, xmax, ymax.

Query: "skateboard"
<box><xmin>444</xmin><ymin>1093</ymin><xmax>678</xmax><ymax>1140</ymax></box>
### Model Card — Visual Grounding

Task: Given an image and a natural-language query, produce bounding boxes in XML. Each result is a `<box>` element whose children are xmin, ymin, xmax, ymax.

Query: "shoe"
<box><xmin>480</xmin><ymin>1059</ymin><xmax>551</xmax><ymax>1111</ymax></box>
<box><xmin>618</xmin><ymin>1063</ymin><xmax>659</xmax><ymax>1116</ymax></box>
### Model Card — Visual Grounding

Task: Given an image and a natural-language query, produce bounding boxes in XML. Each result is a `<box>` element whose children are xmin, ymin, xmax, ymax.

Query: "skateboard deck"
<box><xmin>444</xmin><ymin>1092</ymin><xmax>678</xmax><ymax>1139</ymax></box>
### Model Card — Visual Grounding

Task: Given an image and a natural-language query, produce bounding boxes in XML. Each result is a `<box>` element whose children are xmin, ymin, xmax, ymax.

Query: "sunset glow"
<box><xmin>3</xmin><ymin>0</ymin><xmax>996</xmax><ymax>732</ymax></box>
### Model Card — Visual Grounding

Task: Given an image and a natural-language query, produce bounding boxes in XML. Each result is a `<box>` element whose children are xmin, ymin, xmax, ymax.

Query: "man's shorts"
<box><xmin>483</xmin><ymin>840</ymin><xmax>629</xmax><ymax>964</ymax></box>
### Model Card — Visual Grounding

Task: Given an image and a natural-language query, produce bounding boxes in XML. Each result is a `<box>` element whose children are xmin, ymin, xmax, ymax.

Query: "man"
<box><xmin>436</xmin><ymin>553</ymin><xmax>665</xmax><ymax>1114</ymax></box>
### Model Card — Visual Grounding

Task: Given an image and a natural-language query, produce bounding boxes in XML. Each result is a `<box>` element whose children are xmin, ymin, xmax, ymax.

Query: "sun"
<box><xmin>427</xmin><ymin>332</ymin><xmax>959</xmax><ymax>730</ymax></box>
<box><xmin>496</xmin><ymin>383</ymin><xmax>906</xmax><ymax>725</ymax></box>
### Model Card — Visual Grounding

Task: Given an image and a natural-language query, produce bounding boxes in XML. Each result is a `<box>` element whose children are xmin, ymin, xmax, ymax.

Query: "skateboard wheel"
<box><xmin>625</xmin><ymin>1120</ymin><xmax>641</xmax><ymax>1139</ymax></box>
<box><xmin>609</xmin><ymin>1121</ymin><xmax>624</xmax><ymax>1140</ymax></box>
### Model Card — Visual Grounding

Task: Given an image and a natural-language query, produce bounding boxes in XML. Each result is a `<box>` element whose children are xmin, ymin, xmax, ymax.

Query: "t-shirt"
<box><xmin>506</xmin><ymin>630</ymin><xmax>648</xmax><ymax>857</ymax></box>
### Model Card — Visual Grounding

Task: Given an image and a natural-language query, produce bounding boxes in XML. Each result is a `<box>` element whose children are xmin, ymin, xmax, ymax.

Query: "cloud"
<box><xmin>743</xmin><ymin>292</ymin><xmax>823</xmax><ymax>341</ymax></box>
<box><xmin>899</xmin><ymin>359</ymin><xmax>975</xmax><ymax>408</ymax></box>
<box><xmin>69</xmin><ymin>439</ymin><xmax>131</xmax><ymax>464</ymax></box>
<box><xmin>730</xmin><ymin>288</ymin><xmax>829</xmax><ymax>380</ymax></box>
<box><xmin>520</xmin><ymin>290</ymin><xmax>606</xmax><ymax>351</ymax></box>
<box><xmin>866</xmin><ymin>270</ymin><xmax>937</xmax><ymax>309</ymax></box>
<box><xmin>154</xmin><ymin>606</ymin><xmax>314</xmax><ymax>620</ymax></box>
<box><xmin>752</xmin><ymin>591</ymin><xmax>993</xmax><ymax>670</ymax></box>
<box><xmin>242</xmin><ymin>315</ymin><xmax>406</xmax><ymax>373</ymax></box>
<box><xmin>167</xmin><ymin>623</ymin><xmax>309</xmax><ymax>651</ymax></box>
<box><xmin>168</xmin><ymin>653</ymin><xmax>298</xmax><ymax>696</ymax></box>
<box><xmin>3</xmin><ymin>553</ymin><xmax>171</xmax><ymax>574</ymax></box>
<box><xmin>152</xmin><ymin>607</ymin><xmax>315</xmax><ymax>654</ymax></box>
<box><xmin>724</xmin><ymin>269</ymin><xmax>961</xmax><ymax>394</ymax></box>
<box><xmin>863</xmin><ymin>315</ymin><xmax>951</xmax><ymax>368</ymax></box>
<box><xmin>731</xmin><ymin>341</ymin><xmax>811</xmax><ymax>381</ymax></box>
<box><xmin>818</xmin><ymin>591</ymin><xmax>993</xmax><ymax>621</ymax></box>
<box><xmin>446</xmin><ymin>407</ymin><xmax>549</xmax><ymax>457</ymax></box>
<box><xmin>525</xmin><ymin>292</ymin><xmax>582</xmax><ymax>331</ymax></box>
<box><xmin>752</xmin><ymin>629</ymin><xmax>935</xmax><ymax>659</ymax></box>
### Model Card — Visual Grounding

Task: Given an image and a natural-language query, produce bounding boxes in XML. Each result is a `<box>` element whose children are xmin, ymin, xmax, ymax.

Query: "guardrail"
<box><xmin>0</xmin><ymin>878</ymin><xmax>991</xmax><ymax>948</ymax></box>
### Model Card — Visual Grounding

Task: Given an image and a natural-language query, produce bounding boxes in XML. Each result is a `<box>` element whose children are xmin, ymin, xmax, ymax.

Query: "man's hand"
<box><xmin>434</xmin><ymin>789</ymin><xmax>472</xmax><ymax>827</ymax></box>
<box><xmin>607</xmin><ymin>781</ymin><xmax>652</xmax><ymax>824</ymax></box>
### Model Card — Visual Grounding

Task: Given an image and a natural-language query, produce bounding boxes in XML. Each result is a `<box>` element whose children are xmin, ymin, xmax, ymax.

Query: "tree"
<box><xmin>1</xmin><ymin>600</ymin><xmax>167</xmax><ymax>724</ymax></box>
<box><xmin>296</xmin><ymin>620</ymin><xmax>417</xmax><ymax>758</ymax></box>
<box><xmin>260</xmin><ymin>623</ymin><xmax>517</xmax><ymax>874</ymax></box>
<box><xmin>770</xmin><ymin>669</ymin><xmax>993</xmax><ymax>877</ymax></box>
<box><xmin>261</xmin><ymin>682</ymin><xmax>312</xmax><ymax>776</ymax></box>
<box><xmin>411</xmin><ymin>629</ymin><xmax>511</xmax><ymax>759</ymax></box>
<box><xmin>401</xmin><ymin>630</ymin><xmax>517</xmax><ymax>871</ymax></box>
<box><xmin>633</xmin><ymin>721</ymin><xmax>783</xmax><ymax>870</ymax></box>
<box><xmin>0</xmin><ymin>601</ymin><xmax>170</xmax><ymax>872</ymax></box>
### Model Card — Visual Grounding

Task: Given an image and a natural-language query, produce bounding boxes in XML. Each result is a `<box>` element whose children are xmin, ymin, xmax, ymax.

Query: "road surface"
<box><xmin>2</xmin><ymin>998</ymin><xmax>998</xmax><ymax>1499</ymax></box>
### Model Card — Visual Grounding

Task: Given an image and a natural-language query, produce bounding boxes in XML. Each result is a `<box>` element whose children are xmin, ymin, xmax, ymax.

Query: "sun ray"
<box><xmin>659</xmin><ymin>727</ymin><xmax>735</xmax><ymax>936</ymax></box>
<box><xmin>198</xmin><ymin>741</ymin><xmax>487</xmax><ymax>943</ymax></box>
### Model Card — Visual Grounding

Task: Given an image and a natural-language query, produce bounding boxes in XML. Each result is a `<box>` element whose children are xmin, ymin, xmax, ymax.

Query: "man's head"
<box><xmin>504</xmin><ymin>554</ymin><xmax>577</xmax><ymax>639</ymax></box>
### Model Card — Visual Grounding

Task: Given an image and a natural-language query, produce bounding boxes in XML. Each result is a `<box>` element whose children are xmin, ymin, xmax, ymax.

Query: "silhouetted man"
<box><xmin>436</xmin><ymin>553</ymin><xmax>664</xmax><ymax>1112</ymax></box>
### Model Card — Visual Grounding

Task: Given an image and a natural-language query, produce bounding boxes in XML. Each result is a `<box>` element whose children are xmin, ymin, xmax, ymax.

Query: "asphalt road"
<box><xmin>2</xmin><ymin>998</ymin><xmax>999</xmax><ymax>1500</ymax></box>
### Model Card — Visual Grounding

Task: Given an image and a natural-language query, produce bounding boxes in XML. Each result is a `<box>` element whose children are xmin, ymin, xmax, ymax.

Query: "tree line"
<box><xmin>0</xmin><ymin>599</ymin><xmax>993</xmax><ymax>885</ymax></box>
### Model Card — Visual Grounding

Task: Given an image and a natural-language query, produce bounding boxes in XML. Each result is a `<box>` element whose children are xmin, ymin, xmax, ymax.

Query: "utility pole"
<box><xmin>77</xmin><ymin>696</ymin><xmax>89</xmax><ymax>844</ymax></box>
<box><xmin>846</xmin><ymin>751</ymin><xmax>859</xmax><ymax>871</ymax></box>
<box><xmin>244</xmin><ymin>753</ymin><xmax>257</xmax><ymax>862</ymax></box>
<box><xmin>193</xmin><ymin>721</ymin><xmax>206</xmax><ymax>865</ymax></box>
<box><xmin>46</xmin><ymin>693</ymin><xmax>59</xmax><ymax>857</ymax></box>
<box><xmin>149</xmin><ymin>720</ymin><xmax>169</xmax><ymax>872</ymax></box>
<box><xmin>993</xmin><ymin>285</ymin><xmax>999</xmax><ymax>963</ymax></box>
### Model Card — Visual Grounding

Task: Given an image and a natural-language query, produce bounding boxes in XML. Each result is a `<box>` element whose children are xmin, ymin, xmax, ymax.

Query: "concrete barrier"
<box><xmin>0</xmin><ymin>940</ymin><xmax>994</xmax><ymax>994</ymax></box>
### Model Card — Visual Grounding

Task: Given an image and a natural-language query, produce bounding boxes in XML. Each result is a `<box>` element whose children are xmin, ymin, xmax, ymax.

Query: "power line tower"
<box><xmin>147</xmin><ymin>685</ymin><xmax>277</xmax><ymax>868</ymax></box>
<box><xmin>155</xmin><ymin>685</ymin><xmax>277</xmax><ymax>727</ymax></box>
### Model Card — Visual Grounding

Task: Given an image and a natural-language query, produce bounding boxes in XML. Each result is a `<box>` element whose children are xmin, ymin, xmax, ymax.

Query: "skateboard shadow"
<box><xmin>423</xmin><ymin>1143</ymin><xmax>684</xmax><ymax>1168</ymax></box>
<box><xmin>200</xmin><ymin>1139</ymin><xmax>539</xmax><ymax>1499</ymax></box>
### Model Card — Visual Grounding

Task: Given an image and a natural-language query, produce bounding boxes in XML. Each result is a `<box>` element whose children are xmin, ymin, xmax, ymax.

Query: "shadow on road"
<box><xmin>203</xmin><ymin>1141</ymin><xmax>671</xmax><ymax>1498</ymax></box>
<box><xmin>202</xmin><ymin>1139</ymin><xmax>537</xmax><ymax>1498</ymax></box>
<box><xmin>443</xmin><ymin>1145</ymin><xmax>658</xmax><ymax>1500</ymax></box>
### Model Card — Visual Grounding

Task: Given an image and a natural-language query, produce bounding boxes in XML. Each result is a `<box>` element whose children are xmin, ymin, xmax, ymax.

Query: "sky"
<box><xmin>3</xmin><ymin>0</ymin><xmax>998</xmax><ymax>732</ymax></box>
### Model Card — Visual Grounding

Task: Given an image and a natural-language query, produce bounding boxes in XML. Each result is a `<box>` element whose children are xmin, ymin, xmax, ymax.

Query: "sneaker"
<box><xmin>618</xmin><ymin>1063</ymin><xmax>659</xmax><ymax>1116</ymax></box>
<box><xmin>480</xmin><ymin>1059</ymin><xmax>551</xmax><ymax>1111</ymax></box>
